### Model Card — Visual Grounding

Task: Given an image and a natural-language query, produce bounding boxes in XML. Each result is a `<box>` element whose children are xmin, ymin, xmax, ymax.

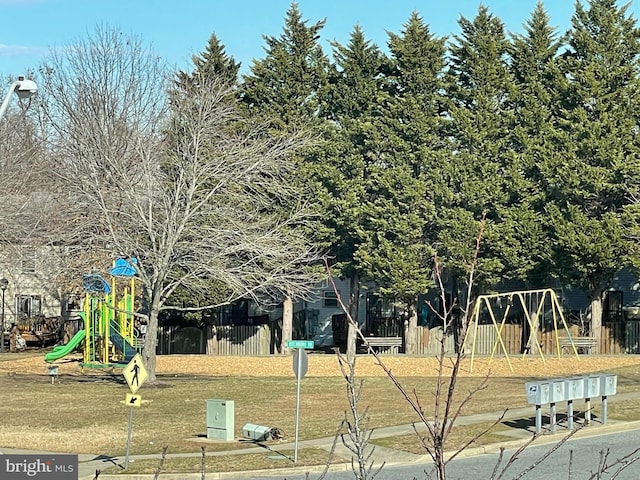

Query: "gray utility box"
<box><xmin>206</xmin><ymin>399</ymin><xmax>235</xmax><ymax>441</ymax></box>
<box><xmin>242</xmin><ymin>423</ymin><xmax>272</xmax><ymax>442</ymax></box>
<box><xmin>564</xmin><ymin>377</ymin><xmax>585</xmax><ymax>401</ymax></box>
<box><xmin>599</xmin><ymin>374</ymin><xmax>617</xmax><ymax>396</ymax></box>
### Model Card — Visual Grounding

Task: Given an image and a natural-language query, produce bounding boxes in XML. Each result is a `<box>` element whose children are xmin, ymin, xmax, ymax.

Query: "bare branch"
<box><xmin>39</xmin><ymin>26</ymin><xmax>322</xmax><ymax>381</ymax></box>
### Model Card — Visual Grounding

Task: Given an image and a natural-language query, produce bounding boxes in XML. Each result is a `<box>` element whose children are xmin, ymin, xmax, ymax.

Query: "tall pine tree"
<box><xmin>368</xmin><ymin>12</ymin><xmax>447</xmax><ymax>353</ymax></box>
<box><xmin>240</xmin><ymin>2</ymin><xmax>328</xmax><ymax>129</ymax></box>
<box><xmin>239</xmin><ymin>2</ymin><xmax>329</xmax><ymax>352</ymax></box>
<box><xmin>176</xmin><ymin>33</ymin><xmax>241</xmax><ymax>87</ymax></box>
<box><xmin>507</xmin><ymin>1</ymin><xmax>564</xmax><ymax>287</ymax></box>
<box><xmin>318</xmin><ymin>25</ymin><xmax>389</xmax><ymax>356</ymax></box>
<box><xmin>550</xmin><ymin>0</ymin><xmax>640</xmax><ymax>350</ymax></box>
<box><xmin>441</xmin><ymin>6</ymin><xmax>519</xmax><ymax>298</ymax></box>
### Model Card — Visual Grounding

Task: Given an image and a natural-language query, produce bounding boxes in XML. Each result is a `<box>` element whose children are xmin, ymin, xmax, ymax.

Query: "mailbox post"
<box><xmin>564</xmin><ymin>377</ymin><xmax>584</xmax><ymax>430</ymax></box>
<box><xmin>599</xmin><ymin>374</ymin><xmax>617</xmax><ymax>423</ymax></box>
<box><xmin>549</xmin><ymin>379</ymin><xmax>565</xmax><ymax>433</ymax></box>
<box><xmin>584</xmin><ymin>375</ymin><xmax>601</xmax><ymax>424</ymax></box>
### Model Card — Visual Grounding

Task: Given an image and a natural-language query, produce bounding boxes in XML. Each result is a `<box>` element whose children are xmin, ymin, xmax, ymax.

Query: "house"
<box><xmin>0</xmin><ymin>245</ymin><xmax>73</xmax><ymax>347</ymax></box>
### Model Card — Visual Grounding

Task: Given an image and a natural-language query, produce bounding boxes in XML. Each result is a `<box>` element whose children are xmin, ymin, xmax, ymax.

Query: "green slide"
<box><xmin>44</xmin><ymin>330</ymin><xmax>85</xmax><ymax>363</ymax></box>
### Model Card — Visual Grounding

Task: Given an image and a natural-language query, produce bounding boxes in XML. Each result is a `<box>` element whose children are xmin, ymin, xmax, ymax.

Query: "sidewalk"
<box><xmin>3</xmin><ymin>392</ymin><xmax>640</xmax><ymax>479</ymax></box>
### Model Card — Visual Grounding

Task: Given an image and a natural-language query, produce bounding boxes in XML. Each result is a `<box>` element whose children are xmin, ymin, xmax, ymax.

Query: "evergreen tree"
<box><xmin>507</xmin><ymin>1</ymin><xmax>564</xmax><ymax>287</ymax></box>
<box><xmin>318</xmin><ymin>25</ymin><xmax>389</xmax><ymax>355</ymax></box>
<box><xmin>238</xmin><ymin>2</ymin><xmax>329</xmax><ymax>352</ymax></box>
<box><xmin>366</xmin><ymin>12</ymin><xmax>447</xmax><ymax>353</ymax></box>
<box><xmin>240</xmin><ymin>2</ymin><xmax>328</xmax><ymax>129</ymax></box>
<box><xmin>550</xmin><ymin>0</ymin><xmax>640</xmax><ymax>350</ymax></box>
<box><xmin>176</xmin><ymin>33</ymin><xmax>241</xmax><ymax>87</ymax></box>
<box><xmin>441</xmin><ymin>6</ymin><xmax>520</xmax><ymax>298</ymax></box>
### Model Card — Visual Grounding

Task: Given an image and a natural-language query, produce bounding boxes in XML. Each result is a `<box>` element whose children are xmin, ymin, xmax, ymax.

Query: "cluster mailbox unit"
<box><xmin>525</xmin><ymin>374</ymin><xmax>617</xmax><ymax>434</ymax></box>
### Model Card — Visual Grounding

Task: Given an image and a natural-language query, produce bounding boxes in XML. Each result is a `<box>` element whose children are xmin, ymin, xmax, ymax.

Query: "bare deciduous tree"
<box><xmin>39</xmin><ymin>26</ymin><xmax>321</xmax><ymax>381</ymax></box>
<box><xmin>0</xmin><ymin>75</ymin><xmax>73</xmax><ymax>311</ymax></box>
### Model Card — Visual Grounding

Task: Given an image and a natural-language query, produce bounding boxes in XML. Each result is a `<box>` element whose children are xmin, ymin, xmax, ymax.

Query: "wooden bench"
<box><xmin>559</xmin><ymin>336</ymin><xmax>598</xmax><ymax>354</ymax></box>
<box><xmin>362</xmin><ymin>336</ymin><xmax>403</xmax><ymax>354</ymax></box>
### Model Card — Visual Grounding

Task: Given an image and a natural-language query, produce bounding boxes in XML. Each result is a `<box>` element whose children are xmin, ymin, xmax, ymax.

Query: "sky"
<box><xmin>0</xmin><ymin>0</ymin><xmax>636</xmax><ymax>79</ymax></box>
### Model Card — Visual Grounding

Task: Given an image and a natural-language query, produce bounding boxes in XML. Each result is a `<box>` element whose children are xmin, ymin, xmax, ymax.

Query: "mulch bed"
<box><xmin>2</xmin><ymin>351</ymin><xmax>639</xmax><ymax>378</ymax></box>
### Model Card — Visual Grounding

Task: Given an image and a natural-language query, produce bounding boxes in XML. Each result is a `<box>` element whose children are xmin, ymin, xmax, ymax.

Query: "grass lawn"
<box><xmin>1</xmin><ymin>352</ymin><xmax>639</xmax><ymax>475</ymax></box>
<box><xmin>0</xmin><ymin>371</ymin><xmax>530</xmax><ymax>455</ymax></box>
<box><xmin>107</xmin><ymin>448</ymin><xmax>348</xmax><ymax>475</ymax></box>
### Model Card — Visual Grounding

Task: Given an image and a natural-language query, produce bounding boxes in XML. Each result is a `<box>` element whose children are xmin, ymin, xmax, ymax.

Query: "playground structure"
<box><xmin>45</xmin><ymin>259</ymin><xmax>142</xmax><ymax>366</ymax></box>
<box><xmin>465</xmin><ymin>288</ymin><xmax>581</xmax><ymax>372</ymax></box>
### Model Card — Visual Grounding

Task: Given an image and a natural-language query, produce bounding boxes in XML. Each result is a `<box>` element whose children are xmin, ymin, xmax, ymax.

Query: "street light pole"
<box><xmin>0</xmin><ymin>279</ymin><xmax>8</xmax><ymax>353</ymax></box>
<box><xmin>0</xmin><ymin>76</ymin><xmax>37</xmax><ymax>352</ymax></box>
<box><xmin>0</xmin><ymin>77</ymin><xmax>38</xmax><ymax>123</ymax></box>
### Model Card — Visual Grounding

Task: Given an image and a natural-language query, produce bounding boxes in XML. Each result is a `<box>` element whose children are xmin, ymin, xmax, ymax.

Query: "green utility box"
<box><xmin>206</xmin><ymin>399</ymin><xmax>235</xmax><ymax>441</ymax></box>
<box><xmin>242</xmin><ymin>423</ymin><xmax>272</xmax><ymax>442</ymax></box>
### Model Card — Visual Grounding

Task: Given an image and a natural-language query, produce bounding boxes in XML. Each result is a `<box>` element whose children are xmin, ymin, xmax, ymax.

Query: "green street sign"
<box><xmin>287</xmin><ymin>340</ymin><xmax>315</xmax><ymax>349</ymax></box>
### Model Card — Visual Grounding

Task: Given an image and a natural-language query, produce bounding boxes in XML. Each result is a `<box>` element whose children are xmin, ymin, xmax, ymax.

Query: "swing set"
<box><xmin>464</xmin><ymin>288</ymin><xmax>581</xmax><ymax>372</ymax></box>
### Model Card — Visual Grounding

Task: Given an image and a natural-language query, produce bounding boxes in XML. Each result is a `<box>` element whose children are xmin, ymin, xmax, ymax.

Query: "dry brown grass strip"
<box><xmin>2</xmin><ymin>352</ymin><xmax>640</xmax><ymax>378</ymax></box>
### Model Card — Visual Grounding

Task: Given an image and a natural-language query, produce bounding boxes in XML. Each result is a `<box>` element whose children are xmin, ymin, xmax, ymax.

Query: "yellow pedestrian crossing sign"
<box><xmin>123</xmin><ymin>353</ymin><xmax>148</xmax><ymax>394</ymax></box>
<box><xmin>125</xmin><ymin>393</ymin><xmax>142</xmax><ymax>407</ymax></box>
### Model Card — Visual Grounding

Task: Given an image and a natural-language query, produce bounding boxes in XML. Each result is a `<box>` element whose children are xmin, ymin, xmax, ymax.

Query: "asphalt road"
<box><xmin>250</xmin><ymin>428</ymin><xmax>640</xmax><ymax>480</ymax></box>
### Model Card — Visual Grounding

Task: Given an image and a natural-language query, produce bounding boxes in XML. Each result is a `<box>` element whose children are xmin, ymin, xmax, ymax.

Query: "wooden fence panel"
<box><xmin>416</xmin><ymin>326</ymin><xmax>455</xmax><ymax>355</ymax></box>
<box><xmin>463</xmin><ymin>324</ymin><xmax>587</xmax><ymax>356</ymax></box>
<box><xmin>158</xmin><ymin>321</ymin><xmax>640</xmax><ymax>356</ymax></box>
<box><xmin>208</xmin><ymin>325</ymin><xmax>271</xmax><ymax>355</ymax></box>
<box><xmin>537</xmin><ymin>325</ymin><xmax>580</xmax><ymax>355</ymax></box>
<box><xmin>464</xmin><ymin>324</ymin><xmax>497</xmax><ymax>355</ymax></box>
<box><xmin>501</xmin><ymin>324</ymin><xmax>523</xmax><ymax>354</ymax></box>
<box><xmin>459</xmin><ymin>322</ymin><xmax>640</xmax><ymax>356</ymax></box>
<box><xmin>625</xmin><ymin>321</ymin><xmax>640</xmax><ymax>354</ymax></box>
<box><xmin>158</xmin><ymin>324</ymin><xmax>271</xmax><ymax>355</ymax></box>
<box><xmin>601</xmin><ymin>323</ymin><xmax>624</xmax><ymax>354</ymax></box>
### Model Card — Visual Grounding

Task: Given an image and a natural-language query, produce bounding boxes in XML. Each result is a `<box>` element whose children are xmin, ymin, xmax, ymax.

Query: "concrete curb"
<box><xmin>93</xmin><ymin>463</ymin><xmax>352</xmax><ymax>480</ymax></box>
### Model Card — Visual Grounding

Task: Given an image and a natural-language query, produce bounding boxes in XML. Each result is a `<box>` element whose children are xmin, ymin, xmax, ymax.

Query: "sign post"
<box><xmin>287</xmin><ymin>340</ymin><xmax>314</xmax><ymax>463</ymax></box>
<box><xmin>123</xmin><ymin>353</ymin><xmax>148</xmax><ymax>469</ymax></box>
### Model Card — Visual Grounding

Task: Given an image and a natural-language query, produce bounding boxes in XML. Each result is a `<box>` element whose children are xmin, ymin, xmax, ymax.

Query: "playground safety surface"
<box><xmin>2</xmin><ymin>351</ymin><xmax>640</xmax><ymax>378</ymax></box>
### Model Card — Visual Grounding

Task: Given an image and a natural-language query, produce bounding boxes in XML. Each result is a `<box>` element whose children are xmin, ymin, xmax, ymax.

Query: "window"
<box><xmin>21</xmin><ymin>247</ymin><xmax>36</xmax><ymax>273</ymax></box>
<box><xmin>16</xmin><ymin>295</ymin><xmax>41</xmax><ymax>318</ymax></box>
<box><xmin>323</xmin><ymin>291</ymin><xmax>339</xmax><ymax>307</ymax></box>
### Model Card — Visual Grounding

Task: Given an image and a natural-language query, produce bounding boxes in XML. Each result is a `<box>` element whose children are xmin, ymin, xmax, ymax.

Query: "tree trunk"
<box><xmin>346</xmin><ymin>274</ymin><xmax>360</xmax><ymax>359</ymax></box>
<box><xmin>281</xmin><ymin>294</ymin><xmax>293</xmax><ymax>354</ymax></box>
<box><xmin>405</xmin><ymin>301</ymin><xmax>418</xmax><ymax>354</ymax></box>
<box><xmin>590</xmin><ymin>287</ymin><xmax>603</xmax><ymax>354</ymax></box>
<box><xmin>141</xmin><ymin>294</ymin><xmax>160</xmax><ymax>384</ymax></box>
